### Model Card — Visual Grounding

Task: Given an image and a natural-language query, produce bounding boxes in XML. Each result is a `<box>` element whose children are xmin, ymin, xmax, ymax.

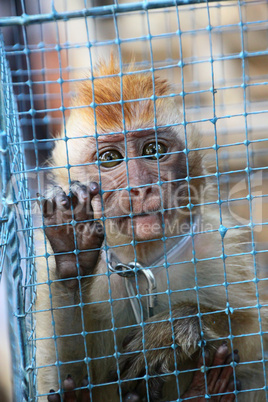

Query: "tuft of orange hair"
<box><xmin>73</xmin><ymin>55</ymin><xmax>172</xmax><ymax>133</ymax></box>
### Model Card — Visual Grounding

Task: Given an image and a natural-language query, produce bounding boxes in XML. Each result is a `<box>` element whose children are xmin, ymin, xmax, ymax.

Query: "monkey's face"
<box><xmin>85</xmin><ymin>127</ymin><xmax>193</xmax><ymax>242</ymax></box>
<box><xmin>54</xmin><ymin>64</ymin><xmax>203</xmax><ymax>243</ymax></box>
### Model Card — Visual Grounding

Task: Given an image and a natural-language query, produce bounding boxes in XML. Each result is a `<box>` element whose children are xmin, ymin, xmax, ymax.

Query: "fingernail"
<box><xmin>90</xmin><ymin>182</ymin><xmax>99</xmax><ymax>193</ymax></box>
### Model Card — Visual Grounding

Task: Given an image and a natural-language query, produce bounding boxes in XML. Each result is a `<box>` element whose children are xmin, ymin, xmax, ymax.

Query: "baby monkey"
<box><xmin>36</xmin><ymin>58</ymin><xmax>267</xmax><ymax>401</ymax></box>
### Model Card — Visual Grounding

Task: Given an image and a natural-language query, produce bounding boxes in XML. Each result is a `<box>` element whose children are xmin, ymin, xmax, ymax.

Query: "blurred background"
<box><xmin>0</xmin><ymin>0</ymin><xmax>268</xmax><ymax>400</ymax></box>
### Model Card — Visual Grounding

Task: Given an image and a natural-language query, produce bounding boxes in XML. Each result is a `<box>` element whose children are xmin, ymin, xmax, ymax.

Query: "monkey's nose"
<box><xmin>130</xmin><ymin>185</ymin><xmax>153</xmax><ymax>197</ymax></box>
<box><xmin>130</xmin><ymin>188</ymin><xmax>140</xmax><ymax>196</ymax></box>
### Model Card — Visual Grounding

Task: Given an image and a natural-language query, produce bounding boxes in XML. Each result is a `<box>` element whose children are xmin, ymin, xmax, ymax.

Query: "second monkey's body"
<box><xmin>36</xmin><ymin>59</ymin><xmax>267</xmax><ymax>401</ymax></box>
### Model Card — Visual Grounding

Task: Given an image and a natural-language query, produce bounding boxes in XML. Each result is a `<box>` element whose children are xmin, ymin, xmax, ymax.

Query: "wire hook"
<box><xmin>108</xmin><ymin>260</ymin><xmax>157</xmax><ymax>323</ymax></box>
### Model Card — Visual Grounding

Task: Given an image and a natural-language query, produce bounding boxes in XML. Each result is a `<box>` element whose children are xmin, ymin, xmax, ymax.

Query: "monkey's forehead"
<box><xmin>72</xmin><ymin>98</ymin><xmax>178</xmax><ymax>135</ymax></box>
<box><xmin>68</xmin><ymin>97</ymin><xmax>183</xmax><ymax>141</ymax></box>
<box><xmin>95</xmin><ymin>127</ymin><xmax>178</xmax><ymax>142</ymax></box>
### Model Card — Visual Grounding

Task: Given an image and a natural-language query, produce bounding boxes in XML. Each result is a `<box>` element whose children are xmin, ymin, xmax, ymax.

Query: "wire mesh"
<box><xmin>0</xmin><ymin>31</ymin><xmax>35</xmax><ymax>401</ymax></box>
<box><xmin>0</xmin><ymin>0</ymin><xmax>268</xmax><ymax>401</ymax></box>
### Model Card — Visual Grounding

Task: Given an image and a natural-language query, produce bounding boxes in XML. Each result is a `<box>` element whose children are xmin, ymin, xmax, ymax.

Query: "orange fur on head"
<box><xmin>72</xmin><ymin>55</ymin><xmax>173</xmax><ymax>133</ymax></box>
<box><xmin>51</xmin><ymin>56</ymin><xmax>201</xmax><ymax>189</ymax></box>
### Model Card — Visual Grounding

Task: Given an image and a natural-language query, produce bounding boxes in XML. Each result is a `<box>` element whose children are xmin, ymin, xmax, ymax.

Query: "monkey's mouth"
<box><xmin>131</xmin><ymin>204</ymin><xmax>163</xmax><ymax>216</ymax></box>
<box><xmin>132</xmin><ymin>209</ymin><xmax>161</xmax><ymax>217</ymax></box>
<box><xmin>115</xmin><ymin>210</ymin><xmax>161</xmax><ymax>224</ymax></box>
<box><xmin>113</xmin><ymin>210</ymin><xmax>173</xmax><ymax>240</ymax></box>
<box><xmin>115</xmin><ymin>207</ymin><xmax>170</xmax><ymax>223</ymax></box>
<box><xmin>131</xmin><ymin>211</ymin><xmax>163</xmax><ymax>224</ymax></box>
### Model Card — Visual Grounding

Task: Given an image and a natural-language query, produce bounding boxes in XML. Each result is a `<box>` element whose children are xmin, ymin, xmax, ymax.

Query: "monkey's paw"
<box><xmin>48</xmin><ymin>375</ymin><xmax>91</xmax><ymax>402</ymax></box>
<box><xmin>182</xmin><ymin>344</ymin><xmax>241</xmax><ymax>401</ymax></box>
<box><xmin>115</xmin><ymin>330</ymin><xmax>241</xmax><ymax>402</ymax></box>
<box><xmin>114</xmin><ymin>306</ymin><xmax>203</xmax><ymax>401</ymax></box>
<box><xmin>39</xmin><ymin>181</ymin><xmax>104</xmax><ymax>288</ymax></box>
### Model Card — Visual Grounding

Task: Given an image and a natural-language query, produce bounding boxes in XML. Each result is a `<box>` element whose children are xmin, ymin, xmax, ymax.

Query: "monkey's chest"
<box><xmin>108</xmin><ymin>262</ymin><xmax>197</xmax><ymax>324</ymax></box>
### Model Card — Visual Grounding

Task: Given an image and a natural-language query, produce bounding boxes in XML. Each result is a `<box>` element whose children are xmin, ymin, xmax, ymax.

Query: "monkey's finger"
<box><xmin>69</xmin><ymin>181</ymin><xmax>96</xmax><ymax>220</ymax></box>
<box><xmin>207</xmin><ymin>343</ymin><xmax>229</xmax><ymax>390</ymax></box>
<box><xmin>88</xmin><ymin>221</ymin><xmax>105</xmax><ymax>245</ymax></box>
<box><xmin>220</xmin><ymin>379</ymin><xmax>241</xmax><ymax>402</ymax></box>
<box><xmin>47</xmin><ymin>389</ymin><xmax>60</xmax><ymax>402</ymax></box>
<box><xmin>70</xmin><ymin>181</ymin><xmax>89</xmax><ymax>204</ymax></box>
<box><xmin>42</xmin><ymin>198</ymin><xmax>56</xmax><ymax>218</ymax></box>
<box><xmin>214</xmin><ymin>350</ymin><xmax>240</xmax><ymax>394</ymax></box>
<box><xmin>181</xmin><ymin>351</ymin><xmax>211</xmax><ymax>399</ymax></box>
<box><xmin>197</xmin><ymin>349</ymin><xmax>210</xmax><ymax>368</ymax></box>
<box><xmin>186</xmin><ymin>349</ymin><xmax>210</xmax><ymax>389</ymax></box>
<box><xmin>62</xmin><ymin>375</ymin><xmax>77</xmax><ymax>402</ymax></box>
<box><xmin>89</xmin><ymin>181</ymin><xmax>100</xmax><ymax>196</ymax></box>
<box><xmin>85</xmin><ymin>182</ymin><xmax>102</xmax><ymax>220</ymax></box>
<box><xmin>75</xmin><ymin>222</ymin><xmax>104</xmax><ymax>252</ymax></box>
<box><xmin>90</xmin><ymin>193</ymin><xmax>102</xmax><ymax>220</ymax></box>
<box><xmin>52</xmin><ymin>186</ymin><xmax>70</xmax><ymax>211</ymax></box>
<box><xmin>225</xmin><ymin>350</ymin><xmax>240</xmax><ymax>366</ymax></box>
<box><xmin>81</xmin><ymin>377</ymin><xmax>91</xmax><ymax>402</ymax></box>
<box><xmin>41</xmin><ymin>187</ymin><xmax>70</xmax><ymax>219</ymax></box>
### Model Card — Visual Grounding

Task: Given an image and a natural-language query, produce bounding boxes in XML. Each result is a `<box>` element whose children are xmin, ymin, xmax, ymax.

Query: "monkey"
<box><xmin>35</xmin><ymin>57</ymin><xmax>267</xmax><ymax>401</ymax></box>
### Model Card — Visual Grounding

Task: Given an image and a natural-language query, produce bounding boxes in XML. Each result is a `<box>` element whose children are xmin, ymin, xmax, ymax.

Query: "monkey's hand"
<box><xmin>39</xmin><ymin>181</ymin><xmax>104</xmax><ymax>288</ymax></box>
<box><xmin>116</xmin><ymin>304</ymin><xmax>230</xmax><ymax>401</ymax></box>
<box><xmin>181</xmin><ymin>344</ymin><xmax>241</xmax><ymax>402</ymax></box>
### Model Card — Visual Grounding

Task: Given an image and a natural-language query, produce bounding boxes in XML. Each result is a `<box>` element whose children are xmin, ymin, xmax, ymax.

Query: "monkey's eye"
<box><xmin>99</xmin><ymin>150</ymin><xmax>123</xmax><ymax>168</ymax></box>
<box><xmin>143</xmin><ymin>142</ymin><xmax>167</xmax><ymax>160</ymax></box>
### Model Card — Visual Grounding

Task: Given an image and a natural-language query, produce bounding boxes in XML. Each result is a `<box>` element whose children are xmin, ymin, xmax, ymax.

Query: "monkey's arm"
<box><xmin>36</xmin><ymin>181</ymin><xmax>104</xmax><ymax>399</ymax></box>
<box><xmin>40</xmin><ymin>181</ymin><xmax>104</xmax><ymax>289</ymax></box>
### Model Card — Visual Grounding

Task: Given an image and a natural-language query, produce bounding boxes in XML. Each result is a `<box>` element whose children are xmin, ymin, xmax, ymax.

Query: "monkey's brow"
<box><xmin>97</xmin><ymin>128</ymin><xmax>173</xmax><ymax>143</ymax></box>
<box><xmin>97</xmin><ymin>133</ymin><xmax>125</xmax><ymax>142</ymax></box>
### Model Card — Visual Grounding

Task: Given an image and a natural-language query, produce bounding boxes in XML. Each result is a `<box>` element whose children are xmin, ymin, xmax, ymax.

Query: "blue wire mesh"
<box><xmin>0</xmin><ymin>32</ymin><xmax>35</xmax><ymax>401</ymax></box>
<box><xmin>0</xmin><ymin>0</ymin><xmax>268</xmax><ymax>401</ymax></box>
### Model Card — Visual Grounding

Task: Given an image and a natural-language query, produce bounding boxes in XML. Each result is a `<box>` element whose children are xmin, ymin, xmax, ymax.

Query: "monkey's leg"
<box><xmin>37</xmin><ymin>181</ymin><xmax>104</xmax><ymax>400</ymax></box>
<box><xmin>116</xmin><ymin>303</ymin><xmax>230</xmax><ymax>401</ymax></box>
<box><xmin>40</xmin><ymin>181</ymin><xmax>104</xmax><ymax>288</ymax></box>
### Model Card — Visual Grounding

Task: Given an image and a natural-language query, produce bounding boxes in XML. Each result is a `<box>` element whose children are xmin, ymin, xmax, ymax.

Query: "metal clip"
<box><xmin>139</xmin><ymin>268</ymin><xmax>157</xmax><ymax>319</ymax></box>
<box><xmin>109</xmin><ymin>260</ymin><xmax>157</xmax><ymax>323</ymax></box>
